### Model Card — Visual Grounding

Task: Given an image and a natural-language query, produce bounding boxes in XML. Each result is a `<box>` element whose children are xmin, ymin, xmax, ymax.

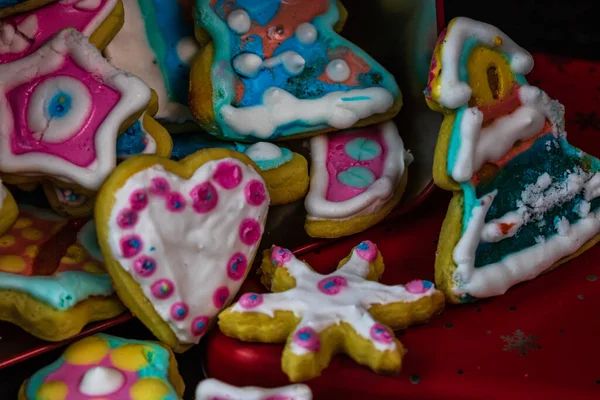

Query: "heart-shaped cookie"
<box><xmin>96</xmin><ymin>149</ymin><xmax>270</xmax><ymax>351</ymax></box>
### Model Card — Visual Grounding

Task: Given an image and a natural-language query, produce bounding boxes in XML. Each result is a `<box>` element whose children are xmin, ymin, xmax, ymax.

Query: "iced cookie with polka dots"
<box><xmin>0</xmin><ymin>0</ymin><xmax>124</xmax><ymax>64</ymax></box>
<box><xmin>96</xmin><ymin>149</ymin><xmax>270</xmax><ymax>351</ymax></box>
<box><xmin>191</xmin><ymin>0</ymin><xmax>401</xmax><ymax>141</ymax></box>
<box><xmin>0</xmin><ymin>210</ymin><xmax>124</xmax><ymax>341</ymax></box>
<box><xmin>105</xmin><ymin>0</ymin><xmax>201</xmax><ymax>126</ymax></box>
<box><xmin>172</xmin><ymin>135</ymin><xmax>308</xmax><ymax>205</ymax></box>
<box><xmin>219</xmin><ymin>241</ymin><xmax>445</xmax><ymax>382</ymax></box>
<box><xmin>195</xmin><ymin>379</ymin><xmax>312</xmax><ymax>400</ymax></box>
<box><xmin>0</xmin><ymin>28</ymin><xmax>150</xmax><ymax>192</ymax></box>
<box><xmin>0</xmin><ymin>0</ymin><xmax>54</xmax><ymax>19</ymax></box>
<box><xmin>0</xmin><ymin>179</ymin><xmax>18</xmax><ymax>236</ymax></box>
<box><xmin>305</xmin><ymin>121</ymin><xmax>413</xmax><ymax>238</ymax></box>
<box><xmin>18</xmin><ymin>334</ymin><xmax>185</xmax><ymax>400</ymax></box>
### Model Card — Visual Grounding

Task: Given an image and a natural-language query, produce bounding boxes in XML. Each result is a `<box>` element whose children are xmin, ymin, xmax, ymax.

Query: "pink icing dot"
<box><xmin>133</xmin><ymin>256</ymin><xmax>156</xmax><ymax>277</ymax></box>
<box><xmin>293</xmin><ymin>327</ymin><xmax>320</xmax><ymax>352</ymax></box>
<box><xmin>271</xmin><ymin>246</ymin><xmax>292</xmax><ymax>266</ymax></box>
<box><xmin>190</xmin><ymin>182</ymin><xmax>218</xmax><ymax>213</ymax></box>
<box><xmin>150</xmin><ymin>279</ymin><xmax>174</xmax><ymax>299</ymax></box>
<box><xmin>239</xmin><ymin>218</ymin><xmax>261</xmax><ymax>245</ymax></box>
<box><xmin>116</xmin><ymin>208</ymin><xmax>138</xmax><ymax>229</ymax></box>
<box><xmin>129</xmin><ymin>189</ymin><xmax>149</xmax><ymax>211</ymax></box>
<box><xmin>170</xmin><ymin>302</ymin><xmax>189</xmax><ymax>321</ymax></box>
<box><xmin>238</xmin><ymin>292</ymin><xmax>263</xmax><ymax>309</ymax></box>
<box><xmin>370</xmin><ymin>323</ymin><xmax>394</xmax><ymax>344</ymax></box>
<box><xmin>226</xmin><ymin>253</ymin><xmax>248</xmax><ymax>281</ymax></box>
<box><xmin>166</xmin><ymin>191</ymin><xmax>186</xmax><ymax>212</ymax></box>
<box><xmin>212</xmin><ymin>286</ymin><xmax>230</xmax><ymax>308</ymax></box>
<box><xmin>213</xmin><ymin>161</ymin><xmax>243</xmax><ymax>189</ymax></box>
<box><xmin>405</xmin><ymin>280</ymin><xmax>433</xmax><ymax>294</ymax></box>
<box><xmin>119</xmin><ymin>235</ymin><xmax>143</xmax><ymax>258</ymax></box>
<box><xmin>191</xmin><ymin>316</ymin><xmax>209</xmax><ymax>336</ymax></box>
<box><xmin>150</xmin><ymin>177</ymin><xmax>170</xmax><ymax>196</ymax></box>
<box><xmin>245</xmin><ymin>180</ymin><xmax>267</xmax><ymax>206</ymax></box>
<box><xmin>317</xmin><ymin>276</ymin><xmax>348</xmax><ymax>296</ymax></box>
<box><xmin>356</xmin><ymin>240</ymin><xmax>377</xmax><ymax>262</ymax></box>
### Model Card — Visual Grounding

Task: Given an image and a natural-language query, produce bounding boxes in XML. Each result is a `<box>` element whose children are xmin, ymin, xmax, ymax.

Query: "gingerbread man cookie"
<box><xmin>195</xmin><ymin>379</ymin><xmax>312</xmax><ymax>400</ymax></box>
<box><xmin>219</xmin><ymin>241</ymin><xmax>445</xmax><ymax>381</ymax></box>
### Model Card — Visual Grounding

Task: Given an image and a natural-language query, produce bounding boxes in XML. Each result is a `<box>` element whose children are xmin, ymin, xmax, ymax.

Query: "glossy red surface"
<box><xmin>203</xmin><ymin>54</ymin><xmax>600</xmax><ymax>399</ymax></box>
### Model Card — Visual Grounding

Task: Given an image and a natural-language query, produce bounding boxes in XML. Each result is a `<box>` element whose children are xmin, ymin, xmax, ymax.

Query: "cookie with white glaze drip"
<box><xmin>195</xmin><ymin>379</ymin><xmax>312</xmax><ymax>400</ymax></box>
<box><xmin>426</xmin><ymin>17</ymin><xmax>600</xmax><ymax>303</ymax></box>
<box><xmin>191</xmin><ymin>0</ymin><xmax>402</xmax><ymax>141</ymax></box>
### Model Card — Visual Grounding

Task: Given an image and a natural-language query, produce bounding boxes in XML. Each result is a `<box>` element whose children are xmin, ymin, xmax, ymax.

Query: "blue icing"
<box><xmin>337</xmin><ymin>166</ymin><xmax>375</xmax><ymax>188</ymax></box>
<box><xmin>78</xmin><ymin>220</ymin><xmax>104</xmax><ymax>261</ymax></box>
<box><xmin>197</xmin><ymin>0</ymin><xmax>400</xmax><ymax>140</ymax></box>
<box><xmin>345</xmin><ymin>138</ymin><xmax>381</xmax><ymax>161</ymax></box>
<box><xmin>48</xmin><ymin>92</ymin><xmax>71</xmax><ymax>118</ymax></box>
<box><xmin>139</xmin><ymin>0</ymin><xmax>194</xmax><ymax>105</ymax></box>
<box><xmin>0</xmin><ymin>0</ymin><xmax>25</xmax><ymax>7</ymax></box>
<box><xmin>0</xmin><ymin>271</ymin><xmax>114</xmax><ymax>311</ymax></box>
<box><xmin>341</xmin><ymin>96</ymin><xmax>371</xmax><ymax>102</ymax></box>
<box><xmin>116</xmin><ymin>120</ymin><xmax>147</xmax><ymax>157</ymax></box>
<box><xmin>250</xmin><ymin>147</ymin><xmax>292</xmax><ymax>170</ymax></box>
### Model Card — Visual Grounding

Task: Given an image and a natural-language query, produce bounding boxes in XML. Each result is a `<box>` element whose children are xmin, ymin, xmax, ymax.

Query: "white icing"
<box><xmin>480</xmin><ymin>211</ymin><xmax>523</xmax><ymax>243</ymax></box>
<box><xmin>0</xmin><ymin>179</ymin><xmax>6</xmax><ymax>207</ymax></box>
<box><xmin>584</xmin><ymin>172</ymin><xmax>600</xmax><ymax>201</ymax></box>
<box><xmin>452</xmin><ymin>86</ymin><xmax>565</xmax><ymax>182</ymax></box>
<box><xmin>305</xmin><ymin>121</ymin><xmax>413</xmax><ymax>220</ymax></box>
<box><xmin>104</xmin><ymin>0</ymin><xmax>191</xmax><ymax>123</ymax></box>
<box><xmin>436</xmin><ymin>17</ymin><xmax>534</xmax><ymax>109</ymax></box>
<box><xmin>325</xmin><ymin>59</ymin><xmax>350</xmax><ymax>82</ymax></box>
<box><xmin>176</xmin><ymin>36</ymin><xmax>201</xmax><ymax>66</ymax></box>
<box><xmin>108</xmin><ymin>159</ymin><xmax>269</xmax><ymax>344</ymax></box>
<box><xmin>232</xmin><ymin>53</ymin><xmax>263</xmax><ymax>78</ymax></box>
<box><xmin>0</xmin><ymin>29</ymin><xmax>150</xmax><ymax>191</ymax></box>
<box><xmin>75</xmin><ymin>0</ymin><xmax>102</xmax><ymax>10</ymax></box>
<box><xmin>262</xmin><ymin>51</ymin><xmax>305</xmax><ymax>76</ymax></box>
<box><xmin>27</xmin><ymin>76</ymin><xmax>92</xmax><ymax>143</ymax></box>
<box><xmin>244</xmin><ymin>142</ymin><xmax>282</xmax><ymax>161</ymax></box>
<box><xmin>79</xmin><ymin>366</ymin><xmax>125</xmax><ymax>396</ymax></box>
<box><xmin>17</xmin><ymin>15</ymin><xmax>38</xmax><ymax>39</ymax></box>
<box><xmin>295</xmin><ymin>22</ymin><xmax>317</xmax><ymax>45</ymax></box>
<box><xmin>195</xmin><ymin>379</ymin><xmax>312</xmax><ymax>400</ymax></box>
<box><xmin>54</xmin><ymin>186</ymin><xmax>88</xmax><ymax>207</ymax></box>
<box><xmin>220</xmin><ymin>87</ymin><xmax>394</xmax><ymax>139</ymax></box>
<box><xmin>227</xmin><ymin>8</ymin><xmax>251</xmax><ymax>34</ymax></box>
<box><xmin>231</xmin><ymin>245</ymin><xmax>436</xmax><ymax>354</ymax></box>
<box><xmin>0</xmin><ymin>23</ymin><xmax>28</xmax><ymax>54</ymax></box>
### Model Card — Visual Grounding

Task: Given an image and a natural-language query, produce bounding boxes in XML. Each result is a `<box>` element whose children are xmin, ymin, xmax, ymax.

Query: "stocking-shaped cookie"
<box><xmin>96</xmin><ymin>149</ymin><xmax>270</xmax><ymax>351</ymax></box>
<box><xmin>426</xmin><ymin>17</ymin><xmax>600</xmax><ymax>303</ymax></box>
<box><xmin>191</xmin><ymin>0</ymin><xmax>401</xmax><ymax>141</ymax></box>
<box><xmin>219</xmin><ymin>241</ymin><xmax>445</xmax><ymax>382</ymax></box>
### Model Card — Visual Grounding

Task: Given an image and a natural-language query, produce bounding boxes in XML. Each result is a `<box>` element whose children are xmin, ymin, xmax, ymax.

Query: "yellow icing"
<box><xmin>129</xmin><ymin>378</ymin><xmax>172</xmax><ymax>400</ymax></box>
<box><xmin>21</xmin><ymin>227</ymin><xmax>44</xmax><ymax>241</ymax></box>
<box><xmin>83</xmin><ymin>261</ymin><xmax>105</xmax><ymax>274</ymax></box>
<box><xmin>110</xmin><ymin>344</ymin><xmax>151</xmax><ymax>371</ymax></box>
<box><xmin>13</xmin><ymin>217</ymin><xmax>33</xmax><ymax>229</ymax></box>
<box><xmin>35</xmin><ymin>381</ymin><xmax>69</xmax><ymax>400</ymax></box>
<box><xmin>25</xmin><ymin>245</ymin><xmax>39</xmax><ymax>258</ymax></box>
<box><xmin>0</xmin><ymin>255</ymin><xmax>25</xmax><ymax>273</ymax></box>
<box><xmin>0</xmin><ymin>234</ymin><xmax>16</xmax><ymax>247</ymax></box>
<box><xmin>63</xmin><ymin>336</ymin><xmax>110</xmax><ymax>365</ymax></box>
<box><xmin>466</xmin><ymin>46</ymin><xmax>514</xmax><ymax>107</ymax></box>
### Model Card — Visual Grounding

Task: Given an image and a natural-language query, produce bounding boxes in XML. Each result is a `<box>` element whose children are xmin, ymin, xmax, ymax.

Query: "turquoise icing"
<box><xmin>138</xmin><ymin>0</ymin><xmax>194</xmax><ymax>105</ymax></box>
<box><xmin>196</xmin><ymin>0</ymin><xmax>400</xmax><ymax>140</ymax></box>
<box><xmin>170</xmin><ymin>133</ymin><xmax>293</xmax><ymax>170</ymax></box>
<box><xmin>48</xmin><ymin>92</ymin><xmax>71</xmax><ymax>118</ymax></box>
<box><xmin>26</xmin><ymin>334</ymin><xmax>178</xmax><ymax>400</ymax></box>
<box><xmin>345</xmin><ymin>138</ymin><xmax>382</xmax><ymax>161</ymax></box>
<box><xmin>116</xmin><ymin>120</ymin><xmax>147</xmax><ymax>157</ymax></box>
<box><xmin>0</xmin><ymin>0</ymin><xmax>24</xmax><ymax>6</ymax></box>
<box><xmin>337</xmin><ymin>166</ymin><xmax>375</xmax><ymax>188</ymax></box>
<box><xmin>78</xmin><ymin>220</ymin><xmax>104</xmax><ymax>261</ymax></box>
<box><xmin>0</xmin><ymin>271</ymin><xmax>114</xmax><ymax>311</ymax></box>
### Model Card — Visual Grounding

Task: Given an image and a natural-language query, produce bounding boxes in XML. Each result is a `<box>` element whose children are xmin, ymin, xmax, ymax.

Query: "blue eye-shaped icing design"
<box><xmin>27</xmin><ymin>76</ymin><xmax>92</xmax><ymax>143</ymax></box>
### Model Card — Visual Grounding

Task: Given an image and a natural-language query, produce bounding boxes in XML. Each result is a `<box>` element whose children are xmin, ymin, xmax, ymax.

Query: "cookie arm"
<box><xmin>367</xmin><ymin>290</ymin><xmax>446</xmax><ymax>331</ymax></box>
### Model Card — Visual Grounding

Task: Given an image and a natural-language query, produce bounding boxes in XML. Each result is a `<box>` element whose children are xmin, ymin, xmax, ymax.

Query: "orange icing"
<box><xmin>317</xmin><ymin>46</ymin><xmax>372</xmax><ymax>85</ymax></box>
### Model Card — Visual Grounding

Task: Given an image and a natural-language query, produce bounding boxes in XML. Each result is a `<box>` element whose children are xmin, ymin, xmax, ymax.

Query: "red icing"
<box><xmin>0</xmin><ymin>0</ymin><xmax>115</xmax><ymax>64</ymax></box>
<box><xmin>7</xmin><ymin>56</ymin><xmax>120</xmax><ymax>167</ymax></box>
<box><xmin>498</xmin><ymin>222</ymin><xmax>515</xmax><ymax>235</ymax></box>
<box><xmin>325</xmin><ymin>126</ymin><xmax>387</xmax><ymax>202</ymax></box>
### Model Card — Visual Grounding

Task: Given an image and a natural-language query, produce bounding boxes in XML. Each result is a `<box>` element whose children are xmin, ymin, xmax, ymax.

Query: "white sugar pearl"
<box><xmin>233</xmin><ymin>53</ymin><xmax>262</xmax><ymax>77</ymax></box>
<box><xmin>227</xmin><ymin>9</ymin><xmax>251</xmax><ymax>34</ymax></box>
<box><xmin>326</xmin><ymin>59</ymin><xmax>351</xmax><ymax>82</ymax></box>
<box><xmin>79</xmin><ymin>367</ymin><xmax>125</xmax><ymax>396</ymax></box>
<box><xmin>295</xmin><ymin>22</ymin><xmax>317</xmax><ymax>45</ymax></box>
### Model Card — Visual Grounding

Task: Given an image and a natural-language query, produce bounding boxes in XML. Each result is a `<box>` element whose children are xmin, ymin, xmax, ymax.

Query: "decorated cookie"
<box><xmin>0</xmin><ymin>28</ymin><xmax>151</xmax><ymax>191</ymax></box>
<box><xmin>0</xmin><ymin>0</ymin><xmax>124</xmax><ymax>64</ymax></box>
<box><xmin>19</xmin><ymin>334</ymin><xmax>185</xmax><ymax>400</ymax></box>
<box><xmin>0</xmin><ymin>0</ymin><xmax>54</xmax><ymax>19</ymax></box>
<box><xmin>0</xmin><ymin>179</ymin><xmax>18</xmax><ymax>236</ymax></box>
<box><xmin>191</xmin><ymin>0</ymin><xmax>401</xmax><ymax>141</ymax></box>
<box><xmin>105</xmin><ymin>0</ymin><xmax>200</xmax><ymax>125</ymax></box>
<box><xmin>0</xmin><ymin>210</ymin><xmax>124</xmax><ymax>341</ymax></box>
<box><xmin>305</xmin><ymin>121</ymin><xmax>412</xmax><ymax>238</ymax></box>
<box><xmin>42</xmin><ymin>181</ymin><xmax>95</xmax><ymax>218</ymax></box>
<box><xmin>426</xmin><ymin>17</ymin><xmax>600</xmax><ymax>303</ymax></box>
<box><xmin>219</xmin><ymin>241</ymin><xmax>445</xmax><ymax>382</ymax></box>
<box><xmin>172</xmin><ymin>134</ymin><xmax>309</xmax><ymax>205</ymax></box>
<box><xmin>117</xmin><ymin>113</ymin><xmax>173</xmax><ymax>160</ymax></box>
<box><xmin>96</xmin><ymin>149</ymin><xmax>270</xmax><ymax>351</ymax></box>
<box><xmin>195</xmin><ymin>379</ymin><xmax>312</xmax><ymax>400</ymax></box>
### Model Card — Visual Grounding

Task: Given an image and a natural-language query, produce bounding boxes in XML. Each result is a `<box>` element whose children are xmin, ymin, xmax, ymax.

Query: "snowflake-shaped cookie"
<box><xmin>219</xmin><ymin>241</ymin><xmax>445</xmax><ymax>382</ymax></box>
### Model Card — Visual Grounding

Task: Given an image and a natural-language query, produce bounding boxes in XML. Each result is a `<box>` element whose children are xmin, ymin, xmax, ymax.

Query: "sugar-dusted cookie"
<box><xmin>426</xmin><ymin>17</ymin><xmax>600</xmax><ymax>303</ymax></box>
<box><xmin>195</xmin><ymin>379</ymin><xmax>312</xmax><ymax>400</ymax></box>
<box><xmin>0</xmin><ymin>0</ymin><xmax>54</xmax><ymax>18</ymax></box>
<box><xmin>0</xmin><ymin>211</ymin><xmax>124</xmax><ymax>341</ymax></box>
<box><xmin>219</xmin><ymin>241</ymin><xmax>445</xmax><ymax>382</ymax></box>
<box><xmin>191</xmin><ymin>0</ymin><xmax>401</xmax><ymax>141</ymax></box>
<box><xmin>105</xmin><ymin>0</ymin><xmax>201</xmax><ymax>125</ymax></box>
<box><xmin>96</xmin><ymin>149</ymin><xmax>270</xmax><ymax>352</ymax></box>
<box><xmin>0</xmin><ymin>28</ymin><xmax>151</xmax><ymax>191</ymax></box>
<box><xmin>0</xmin><ymin>179</ymin><xmax>18</xmax><ymax>235</ymax></box>
<box><xmin>0</xmin><ymin>0</ymin><xmax>124</xmax><ymax>64</ymax></box>
<box><xmin>305</xmin><ymin>121</ymin><xmax>413</xmax><ymax>238</ymax></box>
<box><xmin>19</xmin><ymin>334</ymin><xmax>185</xmax><ymax>400</ymax></box>
<box><xmin>172</xmin><ymin>134</ymin><xmax>308</xmax><ymax>205</ymax></box>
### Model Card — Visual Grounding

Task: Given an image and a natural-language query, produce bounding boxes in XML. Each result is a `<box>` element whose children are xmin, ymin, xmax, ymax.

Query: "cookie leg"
<box><xmin>368</xmin><ymin>289</ymin><xmax>446</xmax><ymax>331</ymax></box>
<box><xmin>219</xmin><ymin>308</ymin><xmax>298</xmax><ymax>344</ymax></box>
